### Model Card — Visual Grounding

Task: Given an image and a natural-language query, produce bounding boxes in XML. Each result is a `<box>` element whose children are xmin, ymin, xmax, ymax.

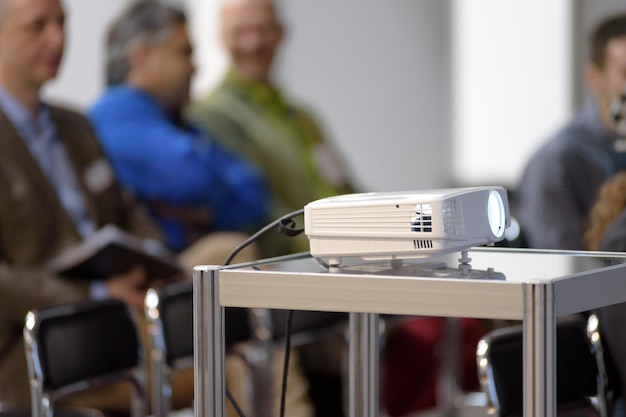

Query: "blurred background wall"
<box><xmin>43</xmin><ymin>0</ymin><xmax>626</xmax><ymax>194</ymax></box>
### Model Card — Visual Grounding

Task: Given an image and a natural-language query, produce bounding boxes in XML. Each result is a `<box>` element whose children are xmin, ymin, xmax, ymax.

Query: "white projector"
<box><xmin>304</xmin><ymin>186</ymin><xmax>510</xmax><ymax>265</ymax></box>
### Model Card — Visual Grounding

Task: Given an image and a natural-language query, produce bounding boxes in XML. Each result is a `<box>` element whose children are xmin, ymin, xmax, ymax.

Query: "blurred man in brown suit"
<box><xmin>0</xmin><ymin>0</ymin><xmax>254</xmax><ymax>413</ymax></box>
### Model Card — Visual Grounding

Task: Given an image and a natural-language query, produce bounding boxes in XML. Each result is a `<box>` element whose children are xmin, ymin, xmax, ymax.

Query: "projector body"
<box><xmin>304</xmin><ymin>186</ymin><xmax>510</xmax><ymax>264</ymax></box>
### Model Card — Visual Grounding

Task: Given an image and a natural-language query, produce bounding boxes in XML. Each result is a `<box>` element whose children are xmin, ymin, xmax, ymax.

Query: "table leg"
<box><xmin>439</xmin><ymin>317</ymin><xmax>461</xmax><ymax>417</ymax></box>
<box><xmin>349</xmin><ymin>312</ymin><xmax>379</xmax><ymax>417</ymax></box>
<box><xmin>194</xmin><ymin>266</ymin><xmax>225</xmax><ymax>417</ymax></box>
<box><xmin>523</xmin><ymin>283</ymin><xmax>555</xmax><ymax>417</ymax></box>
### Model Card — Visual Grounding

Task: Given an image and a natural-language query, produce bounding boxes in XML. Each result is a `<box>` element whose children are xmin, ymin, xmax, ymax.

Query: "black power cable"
<box><xmin>226</xmin><ymin>386</ymin><xmax>249</xmax><ymax>417</ymax></box>
<box><xmin>221</xmin><ymin>208</ymin><xmax>305</xmax><ymax>417</ymax></box>
<box><xmin>224</xmin><ymin>208</ymin><xmax>304</xmax><ymax>266</ymax></box>
<box><xmin>279</xmin><ymin>310</ymin><xmax>294</xmax><ymax>417</ymax></box>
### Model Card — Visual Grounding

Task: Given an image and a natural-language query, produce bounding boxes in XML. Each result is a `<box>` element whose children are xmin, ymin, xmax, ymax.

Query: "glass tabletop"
<box><xmin>219</xmin><ymin>246</ymin><xmax>626</xmax><ymax>284</ymax></box>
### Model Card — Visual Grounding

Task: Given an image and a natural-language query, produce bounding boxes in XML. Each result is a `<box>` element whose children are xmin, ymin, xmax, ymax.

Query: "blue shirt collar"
<box><xmin>0</xmin><ymin>86</ymin><xmax>51</xmax><ymax>140</ymax></box>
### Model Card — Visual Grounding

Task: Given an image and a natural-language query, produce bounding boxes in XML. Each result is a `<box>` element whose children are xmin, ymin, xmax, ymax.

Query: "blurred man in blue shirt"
<box><xmin>89</xmin><ymin>0</ymin><xmax>270</xmax><ymax>254</ymax></box>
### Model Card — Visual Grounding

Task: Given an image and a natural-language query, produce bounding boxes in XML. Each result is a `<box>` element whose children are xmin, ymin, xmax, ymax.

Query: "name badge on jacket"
<box><xmin>83</xmin><ymin>158</ymin><xmax>114</xmax><ymax>195</ymax></box>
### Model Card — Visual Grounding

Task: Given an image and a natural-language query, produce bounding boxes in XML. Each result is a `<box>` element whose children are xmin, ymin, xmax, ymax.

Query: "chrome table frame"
<box><xmin>193</xmin><ymin>249</ymin><xmax>626</xmax><ymax>417</ymax></box>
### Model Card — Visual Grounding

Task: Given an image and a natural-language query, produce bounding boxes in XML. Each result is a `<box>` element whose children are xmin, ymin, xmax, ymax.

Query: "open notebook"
<box><xmin>47</xmin><ymin>224</ymin><xmax>184</xmax><ymax>280</ymax></box>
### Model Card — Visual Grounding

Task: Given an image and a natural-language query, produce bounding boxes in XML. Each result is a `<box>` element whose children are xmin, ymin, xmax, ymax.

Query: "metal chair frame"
<box><xmin>145</xmin><ymin>282</ymin><xmax>194</xmax><ymax>417</ymax></box>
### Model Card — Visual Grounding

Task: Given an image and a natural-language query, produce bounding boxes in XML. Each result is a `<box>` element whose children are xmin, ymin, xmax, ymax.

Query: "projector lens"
<box><xmin>487</xmin><ymin>190</ymin><xmax>506</xmax><ymax>238</ymax></box>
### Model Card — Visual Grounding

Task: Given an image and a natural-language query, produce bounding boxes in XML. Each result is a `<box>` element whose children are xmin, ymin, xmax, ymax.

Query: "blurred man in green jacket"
<box><xmin>186</xmin><ymin>0</ymin><xmax>357</xmax><ymax>257</ymax></box>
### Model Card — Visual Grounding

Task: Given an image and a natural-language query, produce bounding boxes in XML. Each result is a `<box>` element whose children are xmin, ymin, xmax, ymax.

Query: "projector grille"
<box><xmin>413</xmin><ymin>239</ymin><xmax>434</xmax><ymax>249</ymax></box>
<box><xmin>442</xmin><ymin>198</ymin><xmax>464</xmax><ymax>235</ymax></box>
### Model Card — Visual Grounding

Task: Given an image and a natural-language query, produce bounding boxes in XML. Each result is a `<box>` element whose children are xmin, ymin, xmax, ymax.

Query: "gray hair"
<box><xmin>106</xmin><ymin>0</ymin><xmax>186</xmax><ymax>86</ymax></box>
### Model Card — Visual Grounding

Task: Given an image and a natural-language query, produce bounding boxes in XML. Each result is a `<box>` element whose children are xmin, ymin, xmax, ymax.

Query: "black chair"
<box><xmin>23</xmin><ymin>298</ymin><xmax>148</xmax><ymax>417</ymax></box>
<box><xmin>144</xmin><ymin>281</ymin><xmax>252</xmax><ymax>417</ymax></box>
<box><xmin>476</xmin><ymin>314</ymin><xmax>609</xmax><ymax>417</ymax></box>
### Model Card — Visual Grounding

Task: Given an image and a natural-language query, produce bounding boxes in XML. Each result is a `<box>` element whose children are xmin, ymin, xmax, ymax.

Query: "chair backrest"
<box><xmin>144</xmin><ymin>280</ymin><xmax>253</xmax><ymax>417</ymax></box>
<box><xmin>23</xmin><ymin>298</ymin><xmax>148</xmax><ymax>417</ymax></box>
<box><xmin>476</xmin><ymin>314</ymin><xmax>608</xmax><ymax>417</ymax></box>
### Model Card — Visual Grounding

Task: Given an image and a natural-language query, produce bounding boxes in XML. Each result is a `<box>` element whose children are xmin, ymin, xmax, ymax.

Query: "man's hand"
<box><xmin>106</xmin><ymin>265</ymin><xmax>149</xmax><ymax>310</ymax></box>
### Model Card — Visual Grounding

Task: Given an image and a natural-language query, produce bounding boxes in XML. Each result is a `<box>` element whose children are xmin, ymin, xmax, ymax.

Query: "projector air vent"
<box><xmin>413</xmin><ymin>239</ymin><xmax>434</xmax><ymax>249</ymax></box>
